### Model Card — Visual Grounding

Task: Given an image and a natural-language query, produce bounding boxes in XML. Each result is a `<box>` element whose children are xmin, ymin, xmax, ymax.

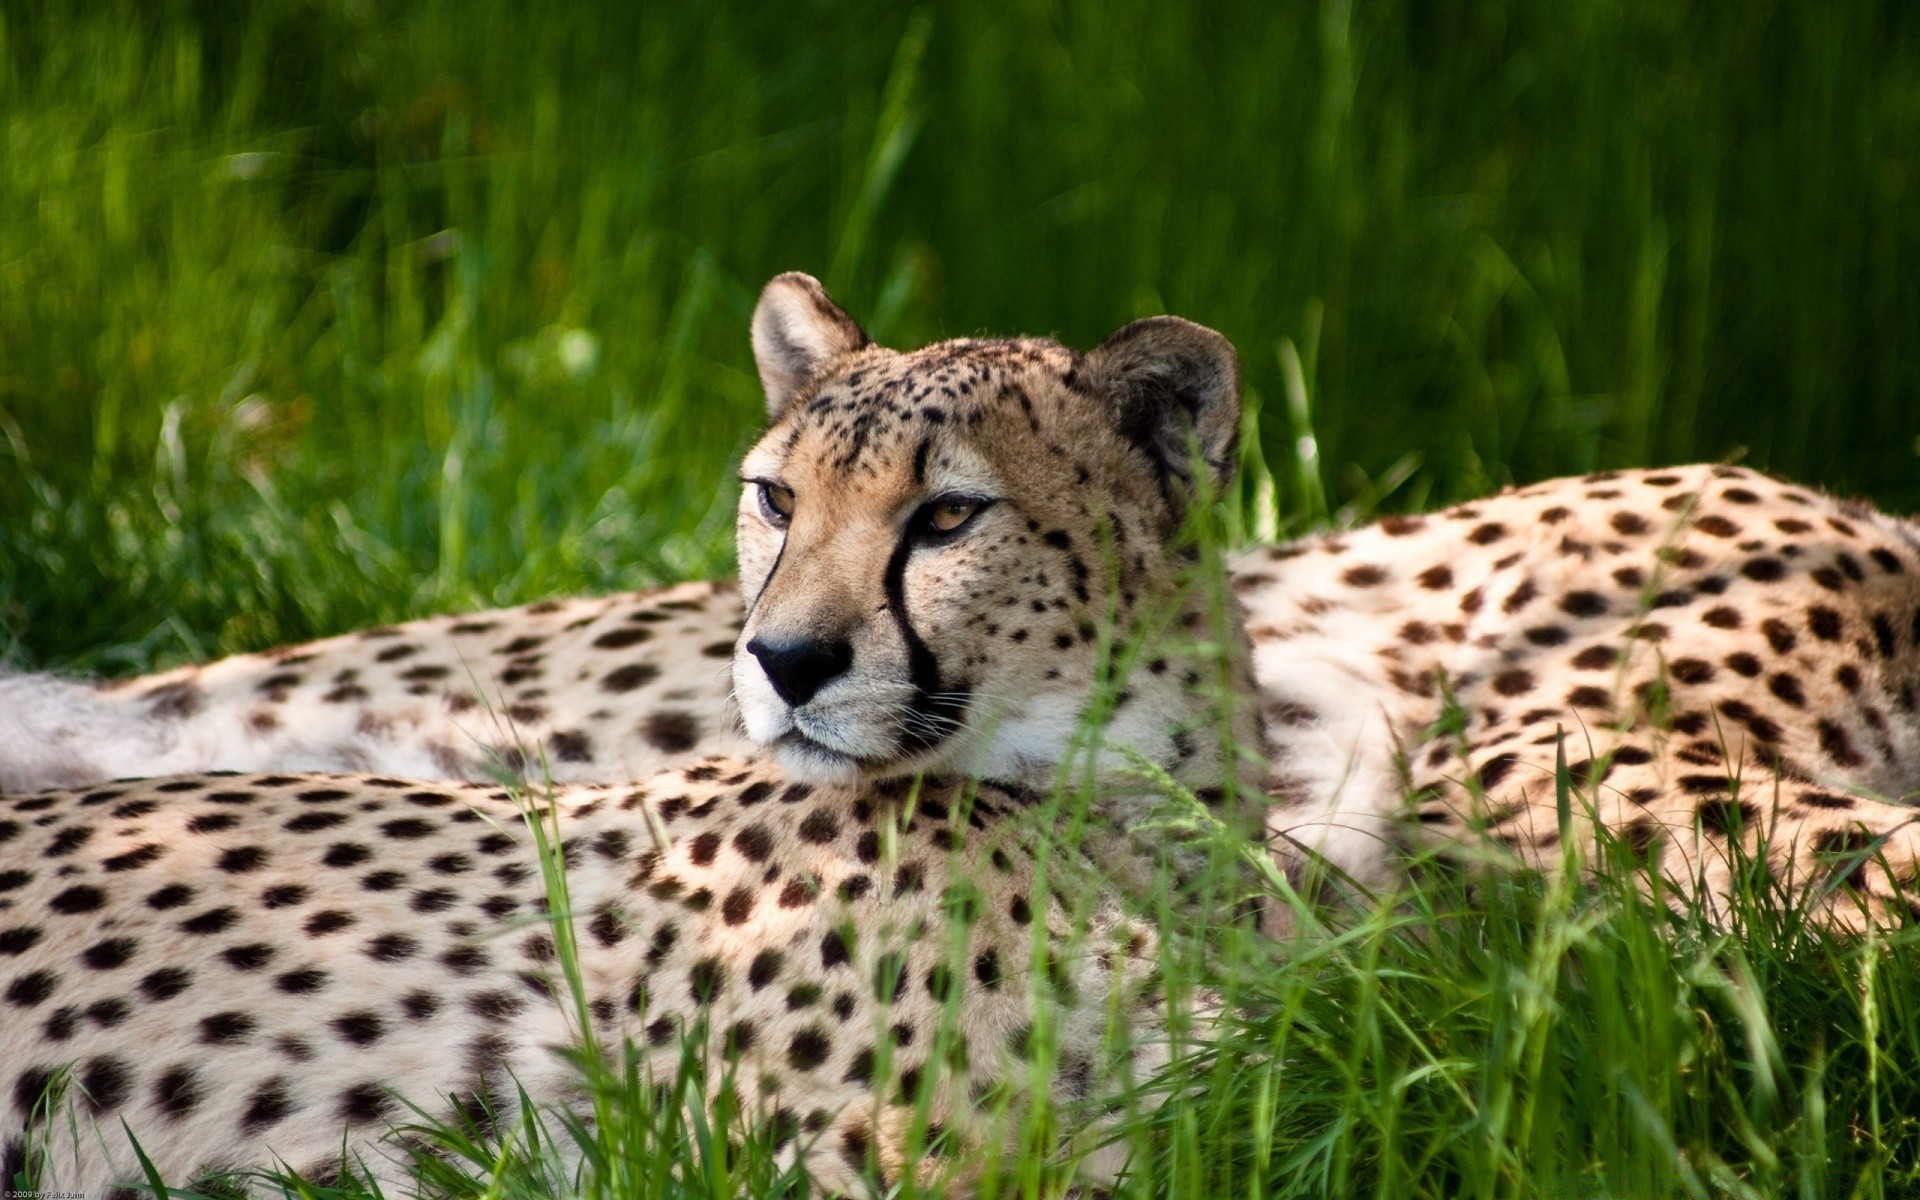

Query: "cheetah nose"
<box><xmin>747</xmin><ymin>636</ymin><xmax>853</xmax><ymax>707</ymax></box>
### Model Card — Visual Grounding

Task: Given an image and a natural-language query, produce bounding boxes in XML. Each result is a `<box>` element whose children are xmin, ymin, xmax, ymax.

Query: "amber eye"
<box><xmin>927</xmin><ymin>497</ymin><xmax>983</xmax><ymax>534</ymax></box>
<box><xmin>758</xmin><ymin>482</ymin><xmax>795</xmax><ymax>525</ymax></box>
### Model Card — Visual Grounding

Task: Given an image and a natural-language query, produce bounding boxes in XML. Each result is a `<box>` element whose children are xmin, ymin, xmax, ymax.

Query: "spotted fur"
<box><xmin>2</xmin><ymin>275</ymin><xmax>1264</xmax><ymax>1192</ymax></box>
<box><xmin>0</xmin><ymin>579</ymin><xmax>753</xmax><ymax>794</ymax></box>
<box><xmin>7</xmin><ymin>298</ymin><xmax>1920</xmax><ymax>937</ymax></box>
<box><xmin>1241</xmin><ymin>464</ymin><xmax>1920</xmax><ymax>929</ymax></box>
<box><xmin>0</xmin><ymin>766</ymin><xmax>1163</xmax><ymax>1191</ymax></box>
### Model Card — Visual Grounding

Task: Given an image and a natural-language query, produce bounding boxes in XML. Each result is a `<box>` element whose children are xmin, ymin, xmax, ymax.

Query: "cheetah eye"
<box><xmin>757</xmin><ymin>482</ymin><xmax>795</xmax><ymax>527</ymax></box>
<box><xmin>923</xmin><ymin>496</ymin><xmax>990</xmax><ymax>536</ymax></box>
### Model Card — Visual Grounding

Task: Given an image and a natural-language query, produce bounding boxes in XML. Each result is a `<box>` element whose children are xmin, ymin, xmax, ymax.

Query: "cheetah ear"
<box><xmin>751</xmin><ymin>272</ymin><xmax>872</xmax><ymax>420</ymax></box>
<box><xmin>1079</xmin><ymin>315</ymin><xmax>1242</xmax><ymax>504</ymax></box>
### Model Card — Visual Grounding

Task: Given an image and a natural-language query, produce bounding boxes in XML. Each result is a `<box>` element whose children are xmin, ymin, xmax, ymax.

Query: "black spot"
<box><xmin>199</xmin><ymin>1011</ymin><xmax>256</xmax><ymax>1043</ymax></box>
<box><xmin>412</xmin><ymin>888</ymin><xmax>458</xmax><ymax>913</ymax></box>
<box><xmin>6</xmin><ymin>971</ymin><xmax>57</xmax><ymax>1007</ymax></box>
<box><xmin>602</xmin><ymin>663</ymin><xmax>661</xmax><ymax>693</ymax></box>
<box><xmin>381</xmin><ymin>818</ymin><xmax>435</xmax><ymax>839</ymax></box>
<box><xmin>732</xmin><ymin>824</ymin><xmax>775</xmax><ymax>863</ymax></box>
<box><xmin>787</xmin><ymin>1027</ymin><xmax>832</xmax><ymax>1071</ymax></box>
<box><xmin>1696</xmin><ymin>799</ymin><xmax>1759</xmax><ymax>836</ymax></box>
<box><xmin>1808</xmin><ymin>607</ymin><xmax>1844</xmax><ymax>641</ymax></box>
<box><xmin>1668</xmin><ymin>658</ymin><xmax>1714</xmax><ymax>685</ymax></box>
<box><xmin>1477</xmin><ymin>754</ymin><xmax>1521</xmax><ymax>789</ymax></box>
<box><xmin>467</xmin><ymin>990</ymin><xmax>526</xmax><ymax>1021</ymax></box>
<box><xmin>81</xmin><ymin>937</ymin><xmax>137</xmax><ymax>970</ymax></box>
<box><xmin>592</xmin><ymin>627</ymin><xmax>654</xmax><ymax>650</ymax></box>
<box><xmin>721</xmin><ymin>887</ymin><xmax>756</xmax><ymax>925</ymax></box>
<box><xmin>690</xmin><ymin>956</ymin><xmax>727</xmax><ymax>1004</ymax></box>
<box><xmin>275</xmin><ymin>967</ymin><xmax>328</xmax><ymax>994</ymax></box>
<box><xmin>153</xmin><ymin>1065</ymin><xmax>202</xmax><ymax>1120</ymax></box>
<box><xmin>366</xmin><ymin>933</ymin><xmax>418</xmax><ymax>962</ymax></box>
<box><xmin>642</xmin><ymin>710</ymin><xmax>701</xmax><ymax>751</ymax></box>
<box><xmin>1702</xmin><ymin>606</ymin><xmax>1741</xmax><ymax>629</ymax></box>
<box><xmin>689</xmin><ymin>830</ymin><xmax>722</xmax><ymax>865</ymax></box>
<box><xmin>0</xmin><ymin>927</ymin><xmax>41</xmax><ymax>955</ymax></box>
<box><xmin>100</xmin><ymin>840</ymin><xmax>165</xmax><ymax>871</ymax></box>
<box><xmin>180</xmin><ymin>907</ymin><xmax>240</xmax><ymax>936</ymax></box>
<box><xmin>1725</xmin><ymin>652</ymin><xmax>1762</xmax><ymax>677</ymax></box>
<box><xmin>1566</xmin><ymin>686</ymin><xmax>1612</xmax><ymax>710</ymax></box>
<box><xmin>337</xmin><ymin>1082</ymin><xmax>391</xmax><ymax>1123</ymax></box>
<box><xmin>323</xmin><ymin>843</ymin><xmax>372</xmax><ymax>868</ymax></box>
<box><xmin>1818</xmin><ymin>720</ymin><xmax>1866</xmax><ymax>767</ymax></box>
<box><xmin>798</xmin><ymin>810</ymin><xmax>840</xmax><ymax>844</ymax></box>
<box><xmin>333</xmin><ymin>1011</ymin><xmax>386</xmax><ymax>1045</ymax></box>
<box><xmin>974</xmin><ymin>950</ymin><xmax>1002</xmax><ymax>989</ymax></box>
<box><xmin>222</xmin><ymin>943</ymin><xmax>275</xmax><ymax>971</ymax></box>
<box><xmin>1768</xmin><ymin>673</ymin><xmax>1806</xmax><ymax>707</ymax></box>
<box><xmin>1801</xmin><ymin>792</ymin><xmax>1856</xmax><ymax>810</ymax></box>
<box><xmin>50</xmin><ymin>884</ymin><xmax>107</xmax><ymax>913</ymax></box>
<box><xmin>80</xmin><ymin>1055</ymin><xmax>133</xmax><ymax>1112</ymax></box>
<box><xmin>141</xmin><ymin>966</ymin><xmax>194</xmax><ymax>1001</ymax></box>
<box><xmin>45</xmin><ymin>825</ymin><xmax>94</xmax><ymax>855</ymax></box>
<box><xmin>821</xmin><ymin>928</ymin><xmax>852</xmax><ymax>969</ymax></box>
<box><xmin>217</xmin><ymin>846</ymin><xmax>269</xmax><ymax>873</ymax></box>
<box><xmin>1491</xmin><ymin>669</ymin><xmax>1535</xmax><ymax>696</ymax></box>
<box><xmin>1872</xmin><ymin>613</ymin><xmax>1898</xmax><ymax>659</ymax></box>
<box><xmin>261</xmin><ymin>884</ymin><xmax>308</xmax><ymax>908</ymax></box>
<box><xmin>43</xmin><ymin>1005</ymin><xmax>78</xmax><ymax>1041</ymax></box>
<box><xmin>286</xmin><ymin>811</ymin><xmax>348</xmax><ymax>833</ymax></box>
<box><xmin>843</xmin><ymin>1047</ymin><xmax>875</xmax><ymax>1085</ymax></box>
<box><xmin>305</xmin><ymin>910</ymin><xmax>356</xmax><ymax>936</ymax></box>
<box><xmin>749</xmin><ymin>950</ymin><xmax>785</xmax><ymax>991</ymax></box>
<box><xmin>242</xmin><ymin>1077</ymin><xmax>293</xmax><ymax>1132</ymax></box>
<box><xmin>1560</xmin><ymin>591</ymin><xmax>1609</xmax><ymax>617</ymax></box>
<box><xmin>443</xmin><ymin>946</ymin><xmax>489</xmax><ymax>974</ymax></box>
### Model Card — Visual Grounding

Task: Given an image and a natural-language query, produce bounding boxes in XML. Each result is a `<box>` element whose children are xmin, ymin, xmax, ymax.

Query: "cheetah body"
<box><xmin>11</xmin><ymin>466</ymin><xmax>1918</xmax><ymax>923</ymax></box>
<box><xmin>0</xmin><ymin>765</ymin><xmax>1159</xmax><ymax>1192</ymax></box>
<box><xmin>3</xmin><ymin>275</ymin><xmax>1261</xmax><ymax>1191</ymax></box>
<box><xmin>0</xmin><ymin>580</ymin><xmax>753</xmax><ymax>794</ymax></box>
<box><xmin>1240</xmin><ymin>463</ymin><xmax>1920</xmax><ymax>926</ymax></box>
<box><xmin>6</xmin><ymin>276</ymin><xmax>1920</xmax><ymax>1190</ymax></box>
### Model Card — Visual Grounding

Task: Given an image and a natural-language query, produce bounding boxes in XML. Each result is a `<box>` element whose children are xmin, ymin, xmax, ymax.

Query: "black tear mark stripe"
<box><xmin>747</xmin><ymin>536</ymin><xmax>790</xmax><ymax>618</ymax></box>
<box><xmin>883</xmin><ymin>523</ymin><xmax>968</xmax><ymax>756</ymax></box>
<box><xmin>911</xmin><ymin>437</ymin><xmax>932</xmax><ymax>487</ymax></box>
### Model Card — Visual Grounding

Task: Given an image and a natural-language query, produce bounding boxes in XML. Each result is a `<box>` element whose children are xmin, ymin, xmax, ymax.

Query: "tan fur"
<box><xmin>2</xmin><ymin>276</ymin><xmax>1262</xmax><ymax>1192</ymax></box>
<box><xmin>0</xmin><ymin>767</ymin><xmax>1162</xmax><ymax>1192</ymax></box>
<box><xmin>1239</xmin><ymin>464</ymin><xmax>1920</xmax><ymax>929</ymax></box>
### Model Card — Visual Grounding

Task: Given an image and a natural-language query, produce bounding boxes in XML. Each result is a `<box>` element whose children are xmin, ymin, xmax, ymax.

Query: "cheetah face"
<box><xmin>732</xmin><ymin>273</ymin><xmax>1242</xmax><ymax>787</ymax></box>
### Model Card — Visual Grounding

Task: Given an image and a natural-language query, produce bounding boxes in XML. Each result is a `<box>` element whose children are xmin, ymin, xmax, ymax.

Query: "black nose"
<box><xmin>746</xmin><ymin>636</ymin><xmax>853</xmax><ymax>707</ymax></box>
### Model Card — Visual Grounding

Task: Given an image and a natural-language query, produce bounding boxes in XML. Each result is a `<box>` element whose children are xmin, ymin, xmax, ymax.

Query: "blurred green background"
<box><xmin>3</xmin><ymin>0</ymin><xmax>1917</xmax><ymax>674</ymax></box>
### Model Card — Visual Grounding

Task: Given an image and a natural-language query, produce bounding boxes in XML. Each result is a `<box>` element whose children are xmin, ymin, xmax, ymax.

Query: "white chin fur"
<box><xmin>771</xmin><ymin>739</ymin><xmax>863</xmax><ymax>787</ymax></box>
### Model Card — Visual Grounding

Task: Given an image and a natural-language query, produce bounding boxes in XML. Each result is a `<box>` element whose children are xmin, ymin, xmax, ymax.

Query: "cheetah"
<box><xmin>6</xmin><ymin>285</ymin><xmax>1920</xmax><ymax>923</ymax></box>
<box><xmin>1242</xmin><ymin>463</ymin><xmax>1920</xmax><ymax>929</ymax></box>
<box><xmin>0</xmin><ymin>578</ymin><xmax>754</xmax><ymax>793</ymax></box>
<box><xmin>0</xmin><ymin>769</ymin><xmax>1169</xmax><ymax>1193</ymax></box>
<box><xmin>1</xmin><ymin>274</ymin><xmax>1266</xmax><ymax>1192</ymax></box>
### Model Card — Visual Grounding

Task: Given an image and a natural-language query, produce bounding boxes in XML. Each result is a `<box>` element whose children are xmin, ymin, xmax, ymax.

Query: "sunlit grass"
<box><xmin>3</xmin><ymin>0</ymin><xmax>1916</xmax><ymax>673</ymax></box>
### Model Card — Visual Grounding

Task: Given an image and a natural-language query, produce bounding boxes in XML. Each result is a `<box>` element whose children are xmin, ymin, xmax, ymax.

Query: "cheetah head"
<box><xmin>733</xmin><ymin>272</ymin><xmax>1257</xmax><ymax>790</ymax></box>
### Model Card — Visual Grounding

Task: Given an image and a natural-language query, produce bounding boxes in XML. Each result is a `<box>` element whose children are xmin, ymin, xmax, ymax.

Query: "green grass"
<box><xmin>5</xmin><ymin>2</ymin><xmax>1920</xmax><ymax>1196</ymax></box>
<box><xmin>3</xmin><ymin>0</ymin><xmax>1917</xmax><ymax>674</ymax></box>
